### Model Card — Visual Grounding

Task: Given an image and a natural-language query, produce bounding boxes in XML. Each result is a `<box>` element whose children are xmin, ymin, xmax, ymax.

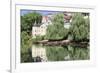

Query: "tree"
<box><xmin>21</xmin><ymin>31</ymin><xmax>33</xmax><ymax>62</ymax></box>
<box><xmin>45</xmin><ymin>13</ymin><xmax>68</xmax><ymax>40</ymax></box>
<box><xmin>21</xmin><ymin>12</ymin><xmax>42</xmax><ymax>62</ymax></box>
<box><xmin>21</xmin><ymin>12</ymin><xmax>42</xmax><ymax>35</ymax></box>
<box><xmin>69</xmin><ymin>13</ymin><xmax>90</xmax><ymax>41</ymax></box>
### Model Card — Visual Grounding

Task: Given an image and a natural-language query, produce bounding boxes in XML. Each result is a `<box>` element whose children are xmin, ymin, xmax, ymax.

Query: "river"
<box><xmin>28</xmin><ymin>44</ymin><xmax>90</xmax><ymax>62</ymax></box>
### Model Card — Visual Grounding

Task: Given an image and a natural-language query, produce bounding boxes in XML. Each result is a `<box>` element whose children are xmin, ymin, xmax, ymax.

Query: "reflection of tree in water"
<box><xmin>21</xmin><ymin>45</ymin><xmax>89</xmax><ymax>63</ymax></box>
<box><xmin>46</xmin><ymin>45</ymin><xmax>89</xmax><ymax>61</ymax></box>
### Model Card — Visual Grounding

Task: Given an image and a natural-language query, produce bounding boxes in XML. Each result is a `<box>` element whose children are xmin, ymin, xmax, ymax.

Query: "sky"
<box><xmin>20</xmin><ymin>9</ymin><xmax>61</xmax><ymax>16</ymax></box>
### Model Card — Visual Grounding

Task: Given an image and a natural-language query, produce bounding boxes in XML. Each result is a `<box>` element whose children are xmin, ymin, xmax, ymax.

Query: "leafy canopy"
<box><xmin>70</xmin><ymin>13</ymin><xmax>90</xmax><ymax>41</ymax></box>
<box><xmin>21</xmin><ymin>12</ymin><xmax>42</xmax><ymax>34</ymax></box>
<box><xmin>45</xmin><ymin>13</ymin><xmax>68</xmax><ymax>40</ymax></box>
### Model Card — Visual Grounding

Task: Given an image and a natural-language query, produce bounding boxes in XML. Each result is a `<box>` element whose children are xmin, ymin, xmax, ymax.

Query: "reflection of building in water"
<box><xmin>32</xmin><ymin>46</ymin><xmax>48</xmax><ymax>62</ymax></box>
<box><xmin>64</xmin><ymin>55</ymin><xmax>70</xmax><ymax>60</ymax></box>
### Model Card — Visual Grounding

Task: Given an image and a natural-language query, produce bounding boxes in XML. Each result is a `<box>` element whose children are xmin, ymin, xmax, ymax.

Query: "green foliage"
<box><xmin>46</xmin><ymin>46</ymin><xmax>67</xmax><ymax>61</ymax></box>
<box><xmin>21</xmin><ymin>12</ymin><xmax>42</xmax><ymax>62</ymax></box>
<box><xmin>21</xmin><ymin>31</ymin><xmax>32</xmax><ymax>53</ymax></box>
<box><xmin>32</xmin><ymin>35</ymin><xmax>45</xmax><ymax>42</ymax></box>
<box><xmin>46</xmin><ymin>45</ymin><xmax>89</xmax><ymax>61</ymax></box>
<box><xmin>21</xmin><ymin>12</ymin><xmax>42</xmax><ymax>34</ymax></box>
<box><xmin>21</xmin><ymin>31</ymin><xmax>33</xmax><ymax>62</ymax></box>
<box><xmin>67</xmin><ymin>46</ymin><xmax>89</xmax><ymax>60</ymax></box>
<box><xmin>70</xmin><ymin>13</ymin><xmax>90</xmax><ymax>41</ymax></box>
<box><xmin>45</xmin><ymin>13</ymin><xmax>68</xmax><ymax>40</ymax></box>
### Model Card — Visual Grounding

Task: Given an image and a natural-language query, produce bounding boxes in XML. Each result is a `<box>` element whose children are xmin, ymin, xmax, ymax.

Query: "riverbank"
<box><xmin>33</xmin><ymin>39</ymin><xmax>89</xmax><ymax>47</ymax></box>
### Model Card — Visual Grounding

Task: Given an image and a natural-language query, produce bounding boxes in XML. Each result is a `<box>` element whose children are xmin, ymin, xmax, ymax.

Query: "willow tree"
<box><xmin>69</xmin><ymin>13</ymin><xmax>90</xmax><ymax>41</ymax></box>
<box><xmin>45</xmin><ymin>13</ymin><xmax>68</xmax><ymax>40</ymax></box>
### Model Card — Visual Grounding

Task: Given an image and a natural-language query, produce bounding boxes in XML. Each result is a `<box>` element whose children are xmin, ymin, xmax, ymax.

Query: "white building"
<box><xmin>32</xmin><ymin>15</ymin><xmax>52</xmax><ymax>38</ymax></box>
<box><xmin>63</xmin><ymin>12</ymin><xmax>72</xmax><ymax>29</ymax></box>
<box><xmin>32</xmin><ymin>26</ymin><xmax>46</xmax><ymax>37</ymax></box>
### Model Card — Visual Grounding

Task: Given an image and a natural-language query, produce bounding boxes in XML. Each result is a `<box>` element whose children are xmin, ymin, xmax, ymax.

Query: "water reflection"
<box><xmin>31</xmin><ymin>45</ymin><xmax>89</xmax><ymax>62</ymax></box>
<box><xmin>32</xmin><ymin>45</ymin><xmax>48</xmax><ymax>62</ymax></box>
